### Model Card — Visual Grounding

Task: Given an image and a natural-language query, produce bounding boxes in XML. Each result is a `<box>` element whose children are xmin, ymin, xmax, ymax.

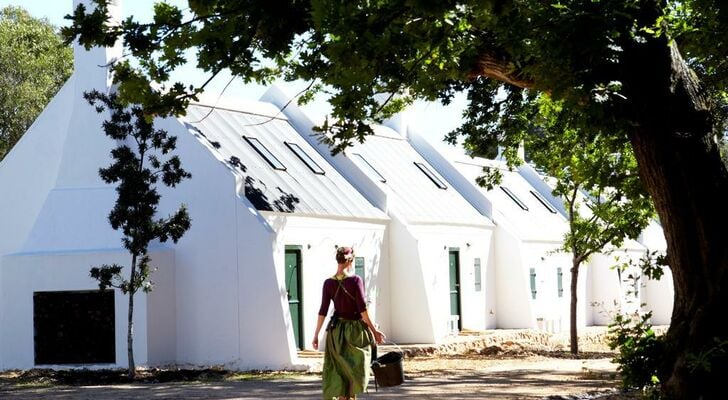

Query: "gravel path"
<box><xmin>0</xmin><ymin>355</ymin><xmax>630</xmax><ymax>400</ymax></box>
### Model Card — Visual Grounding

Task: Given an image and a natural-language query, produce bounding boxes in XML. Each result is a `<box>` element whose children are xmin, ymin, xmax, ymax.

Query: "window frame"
<box><xmin>500</xmin><ymin>186</ymin><xmax>529</xmax><ymax>211</ymax></box>
<box><xmin>352</xmin><ymin>153</ymin><xmax>387</xmax><ymax>183</ymax></box>
<box><xmin>284</xmin><ymin>141</ymin><xmax>325</xmax><ymax>175</ymax></box>
<box><xmin>474</xmin><ymin>257</ymin><xmax>482</xmax><ymax>292</ymax></box>
<box><xmin>354</xmin><ymin>256</ymin><xmax>366</xmax><ymax>281</ymax></box>
<box><xmin>530</xmin><ymin>190</ymin><xmax>558</xmax><ymax>214</ymax></box>
<box><xmin>414</xmin><ymin>161</ymin><xmax>448</xmax><ymax>189</ymax></box>
<box><xmin>243</xmin><ymin>136</ymin><xmax>286</xmax><ymax>171</ymax></box>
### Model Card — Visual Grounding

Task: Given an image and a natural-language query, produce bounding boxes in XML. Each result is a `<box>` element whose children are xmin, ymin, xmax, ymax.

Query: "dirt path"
<box><xmin>0</xmin><ymin>355</ymin><xmax>631</xmax><ymax>399</ymax></box>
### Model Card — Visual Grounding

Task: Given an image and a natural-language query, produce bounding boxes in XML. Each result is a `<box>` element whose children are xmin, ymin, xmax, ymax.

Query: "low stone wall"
<box><xmin>383</xmin><ymin>326</ymin><xmax>669</xmax><ymax>358</ymax></box>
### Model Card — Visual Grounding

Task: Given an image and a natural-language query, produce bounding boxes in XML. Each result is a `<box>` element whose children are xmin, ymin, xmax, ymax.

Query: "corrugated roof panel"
<box><xmin>349</xmin><ymin>127</ymin><xmax>489</xmax><ymax>226</ymax></box>
<box><xmin>183</xmin><ymin>104</ymin><xmax>386</xmax><ymax>220</ymax></box>
<box><xmin>453</xmin><ymin>159</ymin><xmax>568</xmax><ymax>242</ymax></box>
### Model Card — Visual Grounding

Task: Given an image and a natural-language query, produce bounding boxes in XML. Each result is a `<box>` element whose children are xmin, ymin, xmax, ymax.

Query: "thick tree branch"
<box><xmin>469</xmin><ymin>52</ymin><xmax>534</xmax><ymax>89</ymax></box>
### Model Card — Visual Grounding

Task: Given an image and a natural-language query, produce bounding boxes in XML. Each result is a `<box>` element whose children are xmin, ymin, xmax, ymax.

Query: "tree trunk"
<box><xmin>127</xmin><ymin>254</ymin><xmax>136</xmax><ymax>379</ymax></box>
<box><xmin>622</xmin><ymin>33</ymin><xmax>728</xmax><ymax>399</ymax></box>
<box><xmin>570</xmin><ymin>258</ymin><xmax>580</xmax><ymax>354</ymax></box>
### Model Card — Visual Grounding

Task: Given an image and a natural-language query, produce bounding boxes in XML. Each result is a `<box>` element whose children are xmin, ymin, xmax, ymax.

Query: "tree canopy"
<box><xmin>67</xmin><ymin>1</ymin><xmax>728</xmax><ymax>398</ymax></box>
<box><xmin>0</xmin><ymin>6</ymin><xmax>73</xmax><ymax>161</ymax></box>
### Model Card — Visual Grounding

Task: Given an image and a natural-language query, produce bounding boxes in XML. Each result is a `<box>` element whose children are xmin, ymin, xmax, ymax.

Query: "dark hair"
<box><xmin>336</xmin><ymin>246</ymin><xmax>354</xmax><ymax>263</ymax></box>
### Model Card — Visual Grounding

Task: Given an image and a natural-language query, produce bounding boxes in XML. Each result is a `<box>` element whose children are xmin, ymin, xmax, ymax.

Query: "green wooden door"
<box><xmin>285</xmin><ymin>248</ymin><xmax>304</xmax><ymax>349</ymax></box>
<box><xmin>449</xmin><ymin>250</ymin><xmax>462</xmax><ymax>330</ymax></box>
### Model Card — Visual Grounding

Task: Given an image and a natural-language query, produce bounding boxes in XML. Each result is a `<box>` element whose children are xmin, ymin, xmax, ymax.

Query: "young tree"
<box><xmin>86</xmin><ymin>91</ymin><xmax>191</xmax><ymax>378</ymax></box>
<box><xmin>452</xmin><ymin>91</ymin><xmax>655</xmax><ymax>354</ymax></box>
<box><xmin>66</xmin><ymin>1</ymin><xmax>728</xmax><ymax>397</ymax></box>
<box><xmin>527</xmin><ymin>99</ymin><xmax>654</xmax><ymax>354</ymax></box>
<box><xmin>0</xmin><ymin>6</ymin><xmax>72</xmax><ymax>160</ymax></box>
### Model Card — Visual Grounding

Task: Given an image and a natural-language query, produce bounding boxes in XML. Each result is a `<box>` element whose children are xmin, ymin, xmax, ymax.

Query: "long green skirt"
<box><xmin>322</xmin><ymin>319</ymin><xmax>372</xmax><ymax>399</ymax></box>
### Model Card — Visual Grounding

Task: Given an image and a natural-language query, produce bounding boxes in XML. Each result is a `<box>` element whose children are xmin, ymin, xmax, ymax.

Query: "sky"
<box><xmin>1</xmin><ymin>0</ymin><xmax>468</xmax><ymax>155</ymax></box>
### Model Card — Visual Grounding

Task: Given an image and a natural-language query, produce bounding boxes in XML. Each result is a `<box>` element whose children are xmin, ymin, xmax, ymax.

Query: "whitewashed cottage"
<box><xmin>264</xmin><ymin>86</ymin><xmax>497</xmax><ymax>344</ymax></box>
<box><xmin>0</xmin><ymin>0</ymin><xmax>389</xmax><ymax>371</ymax></box>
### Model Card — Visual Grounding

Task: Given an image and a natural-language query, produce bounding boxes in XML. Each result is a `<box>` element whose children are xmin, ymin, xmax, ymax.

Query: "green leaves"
<box><xmin>86</xmin><ymin>91</ymin><xmax>191</xmax><ymax>297</ymax></box>
<box><xmin>0</xmin><ymin>6</ymin><xmax>72</xmax><ymax>161</ymax></box>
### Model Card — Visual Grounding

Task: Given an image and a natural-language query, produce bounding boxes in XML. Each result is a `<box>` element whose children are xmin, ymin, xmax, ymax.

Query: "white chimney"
<box><xmin>72</xmin><ymin>0</ymin><xmax>122</xmax><ymax>91</ymax></box>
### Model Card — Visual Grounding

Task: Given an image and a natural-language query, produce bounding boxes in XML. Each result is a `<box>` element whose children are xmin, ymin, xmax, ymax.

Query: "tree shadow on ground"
<box><xmin>0</xmin><ymin>368</ymin><xmax>623</xmax><ymax>400</ymax></box>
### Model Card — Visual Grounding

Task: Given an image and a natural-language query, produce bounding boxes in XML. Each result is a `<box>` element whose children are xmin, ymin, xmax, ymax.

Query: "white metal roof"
<box><xmin>346</xmin><ymin>126</ymin><xmax>492</xmax><ymax>226</ymax></box>
<box><xmin>182</xmin><ymin>104</ymin><xmax>387</xmax><ymax>221</ymax></box>
<box><xmin>452</xmin><ymin>157</ymin><xmax>569</xmax><ymax>242</ymax></box>
<box><xmin>521</xmin><ymin>166</ymin><xmax>646</xmax><ymax>252</ymax></box>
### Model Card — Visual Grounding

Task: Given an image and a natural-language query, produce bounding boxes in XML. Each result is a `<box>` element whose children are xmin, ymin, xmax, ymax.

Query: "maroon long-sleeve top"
<box><xmin>318</xmin><ymin>275</ymin><xmax>367</xmax><ymax>320</ymax></box>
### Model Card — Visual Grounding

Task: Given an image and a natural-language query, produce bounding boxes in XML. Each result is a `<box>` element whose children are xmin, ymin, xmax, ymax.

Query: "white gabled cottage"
<box><xmin>264</xmin><ymin>87</ymin><xmax>496</xmax><ymax>344</ymax></box>
<box><xmin>173</xmin><ymin>102</ymin><xmax>389</xmax><ymax>364</ymax></box>
<box><xmin>434</xmin><ymin>154</ymin><xmax>577</xmax><ymax>332</ymax></box>
<box><xmin>0</xmin><ymin>0</ymin><xmax>388</xmax><ymax>371</ymax></box>
<box><xmin>519</xmin><ymin>164</ymin><xmax>650</xmax><ymax>326</ymax></box>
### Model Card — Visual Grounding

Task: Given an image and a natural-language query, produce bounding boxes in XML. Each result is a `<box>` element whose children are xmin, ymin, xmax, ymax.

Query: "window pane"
<box><xmin>557</xmin><ymin>267</ymin><xmax>564</xmax><ymax>297</ymax></box>
<box><xmin>530</xmin><ymin>190</ymin><xmax>558</xmax><ymax>214</ymax></box>
<box><xmin>474</xmin><ymin>258</ymin><xmax>482</xmax><ymax>292</ymax></box>
<box><xmin>243</xmin><ymin>136</ymin><xmax>286</xmax><ymax>170</ymax></box>
<box><xmin>352</xmin><ymin>153</ymin><xmax>386</xmax><ymax>183</ymax></box>
<box><xmin>529</xmin><ymin>268</ymin><xmax>537</xmax><ymax>299</ymax></box>
<box><xmin>355</xmin><ymin>257</ymin><xmax>365</xmax><ymax>281</ymax></box>
<box><xmin>285</xmin><ymin>142</ymin><xmax>325</xmax><ymax>175</ymax></box>
<box><xmin>501</xmin><ymin>186</ymin><xmax>529</xmax><ymax>211</ymax></box>
<box><xmin>414</xmin><ymin>162</ymin><xmax>447</xmax><ymax>189</ymax></box>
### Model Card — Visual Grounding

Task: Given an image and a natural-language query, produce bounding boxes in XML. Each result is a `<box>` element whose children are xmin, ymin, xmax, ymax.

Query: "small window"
<box><xmin>500</xmin><ymin>186</ymin><xmax>529</xmax><ymax>211</ymax></box>
<box><xmin>414</xmin><ymin>162</ymin><xmax>447</xmax><ymax>189</ymax></box>
<box><xmin>530</xmin><ymin>190</ymin><xmax>558</xmax><ymax>214</ymax></box>
<box><xmin>355</xmin><ymin>257</ymin><xmax>365</xmax><ymax>281</ymax></box>
<box><xmin>285</xmin><ymin>142</ymin><xmax>325</xmax><ymax>175</ymax></box>
<box><xmin>474</xmin><ymin>258</ymin><xmax>482</xmax><ymax>292</ymax></box>
<box><xmin>529</xmin><ymin>268</ymin><xmax>537</xmax><ymax>299</ymax></box>
<box><xmin>352</xmin><ymin>153</ymin><xmax>386</xmax><ymax>183</ymax></box>
<box><xmin>243</xmin><ymin>136</ymin><xmax>286</xmax><ymax>170</ymax></box>
<box><xmin>557</xmin><ymin>267</ymin><xmax>564</xmax><ymax>297</ymax></box>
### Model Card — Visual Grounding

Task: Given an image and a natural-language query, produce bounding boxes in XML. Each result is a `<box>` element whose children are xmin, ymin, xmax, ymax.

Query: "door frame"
<box><xmin>448</xmin><ymin>247</ymin><xmax>463</xmax><ymax>331</ymax></box>
<box><xmin>285</xmin><ymin>245</ymin><xmax>304</xmax><ymax>350</ymax></box>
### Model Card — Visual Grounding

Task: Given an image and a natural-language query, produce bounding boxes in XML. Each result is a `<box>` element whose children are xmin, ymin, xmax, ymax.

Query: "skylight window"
<box><xmin>243</xmin><ymin>136</ymin><xmax>286</xmax><ymax>171</ymax></box>
<box><xmin>285</xmin><ymin>142</ymin><xmax>325</xmax><ymax>175</ymax></box>
<box><xmin>414</xmin><ymin>162</ymin><xmax>447</xmax><ymax>189</ymax></box>
<box><xmin>530</xmin><ymin>190</ymin><xmax>558</xmax><ymax>214</ymax></box>
<box><xmin>352</xmin><ymin>153</ymin><xmax>386</xmax><ymax>183</ymax></box>
<box><xmin>500</xmin><ymin>186</ymin><xmax>529</xmax><ymax>211</ymax></box>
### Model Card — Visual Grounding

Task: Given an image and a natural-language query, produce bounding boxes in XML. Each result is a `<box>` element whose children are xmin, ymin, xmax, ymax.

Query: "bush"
<box><xmin>607</xmin><ymin>311</ymin><xmax>664</xmax><ymax>398</ymax></box>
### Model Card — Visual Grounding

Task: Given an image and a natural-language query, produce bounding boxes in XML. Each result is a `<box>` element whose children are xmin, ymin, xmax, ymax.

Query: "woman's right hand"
<box><xmin>312</xmin><ymin>336</ymin><xmax>319</xmax><ymax>350</ymax></box>
<box><xmin>373</xmin><ymin>329</ymin><xmax>386</xmax><ymax>344</ymax></box>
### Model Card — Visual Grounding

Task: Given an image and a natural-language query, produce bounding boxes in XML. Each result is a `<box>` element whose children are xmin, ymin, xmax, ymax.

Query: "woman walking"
<box><xmin>313</xmin><ymin>247</ymin><xmax>386</xmax><ymax>400</ymax></box>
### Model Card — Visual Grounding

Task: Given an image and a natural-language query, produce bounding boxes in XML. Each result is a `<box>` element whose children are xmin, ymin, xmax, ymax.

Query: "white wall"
<box><xmin>265</xmin><ymin>214</ymin><xmax>388</xmax><ymax>356</ymax></box>
<box><xmin>642</xmin><ymin>266</ymin><xmax>674</xmax><ymax>326</ymax></box>
<box><xmin>146</xmin><ymin>249</ymin><xmax>177</xmax><ymax>366</ymax></box>
<box><xmin>0</xmin><ymin>79</ymin><xmax>75</xmax><ymax>256</ymax></box>
<box><xmin>639</xmin><ymin>221</ymin><xmax>673</xmax><ymax>325</ymax></box>
<box><xmin>388</xmin><ymin>216</ymin><xmax>434</xmax><ymax>343</ymax></box>
<box><xmin>588</xmin><ymin>249</ymin><xmax>645</xmax><ymax>325</ymax></box>
<box><xmin>524</xmin><ymin>242</ymin><xmax>576</xmax><ymax>332</ymax></box>
<box><xmin>388</xmin><ymin>219</ymin><xmax>493</xmax><ymax>344</ymax></box>
<box><xmin>494</xmin><ymin>226</ymin><xmax>533</xmax><ymax>328</ymax></box>
<box><xmin>0</xmin><ymin>249</ymin><xmax>177</xmax><ymax>370</ymax></box>
<box><xmin>155</xmin><ymin>118</ymin><xmax>246</xmax><ymax>367</ymax></box>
